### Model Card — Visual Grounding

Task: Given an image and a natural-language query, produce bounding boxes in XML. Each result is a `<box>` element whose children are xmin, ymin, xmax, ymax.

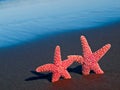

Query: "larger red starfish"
<box><xmin>68</xmin><ymin>35</ymin><xmax>111</xmax><ymax>75</ymax></box>
<box><xmin>36</xmin><ymin>45</ymin><xmax>74</xmax><ymax>82</ymax></box>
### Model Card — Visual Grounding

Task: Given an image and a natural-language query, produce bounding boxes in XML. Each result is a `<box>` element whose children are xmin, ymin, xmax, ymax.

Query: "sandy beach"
<box><xmin>0</xmin><ymin>22</ymin><xmax>120</xmax><ymax>90</ymax></box>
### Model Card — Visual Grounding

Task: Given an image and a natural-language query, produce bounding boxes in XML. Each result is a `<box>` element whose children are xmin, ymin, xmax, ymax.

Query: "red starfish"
<box><xmin>36</xmin><ymin>45</ymin><xmax>74</xmax><ymax>82</ymax></box>
<box><xmin>68</xmin><ymin>35</ymin><xmax>111</xmax><ymax>75</ymax></box>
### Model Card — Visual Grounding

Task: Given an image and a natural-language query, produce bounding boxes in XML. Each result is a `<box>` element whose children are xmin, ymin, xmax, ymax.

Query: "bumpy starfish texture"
<box><xmin>68</xmin><ymin>35</ymin><xmax>111</xmax><ymax>75</ymax></box>
<box><xmin>36</xmin><ymin>45</ymin><xmax>75</xmax><ymax>82</ymax></box>
<box><xmin>67</xmin><ymin>55</ymin><xmax>83</xmax><ymax>64</ymax></box>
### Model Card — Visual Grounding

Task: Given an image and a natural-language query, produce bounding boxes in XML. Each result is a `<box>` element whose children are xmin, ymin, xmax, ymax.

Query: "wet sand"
<box><xmin>0</xmin><ymin>22</ymin><xmax>120</xmax><ymax>90</ymax></box>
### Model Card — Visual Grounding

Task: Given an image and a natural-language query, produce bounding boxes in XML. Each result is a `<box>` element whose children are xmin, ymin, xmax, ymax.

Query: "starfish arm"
<box><xmin>54</xmin><ymin>45</ymin><xmax>62</xmax><ymax>65</ymax></box>
<box><xmin>80</xmin><ymin>35</ymin><xmax>92</xmax><ymax>57</ymax></box>
<box><xmin>62</xmin><ymin>59</ymin><xmax>74</xmax><ymax>69</ymax></box>
<box><xmin>61</xmin><ymin>70</ymin><xmax>71</xmax><ymax>79</ymax></box>
<box><xmin>82</xmin><ymin>65</ymin><xmax>90</xmax><ymax>75</ymax></box>
<box><xmin>36</xmin><ymin>64</ymin><xmax>55</xmax><ymax>72</ymax></box>
<box><xmin>93</xmin><ymin>44</ymin><xmax>111</xmax><ymax>62</ymax></box>
<box><xmin>67</xmin><ymin>55</ymin><xmax>83</xmax><ymax>64</ymax></box>
<box><xmin>52</xmin><ymin>73</ymin><xmax>61</xmax><ymax>82</ymax></box>
<box><xmin>92</xmin><ymin>63</ymin><xmax>104</xmax><ymax>74</ymax></box>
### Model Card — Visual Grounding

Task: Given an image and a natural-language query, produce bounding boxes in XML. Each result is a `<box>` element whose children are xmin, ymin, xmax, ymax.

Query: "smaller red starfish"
<box><xmin>36</xmin><ymin>45</ymin><xmax>74</xmax><ymax>82</ymax></box>
<box><xmin>68</xmin><ymin>35</ymin><xmax>111</xmax><ymax>75</ymax></box>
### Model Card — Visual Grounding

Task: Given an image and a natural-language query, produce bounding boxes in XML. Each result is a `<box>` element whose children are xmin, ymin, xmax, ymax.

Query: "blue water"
<box><xmin>0</xmin><ymin>0</ymin><xmax>120</xmax><ymax>47</ymax></box>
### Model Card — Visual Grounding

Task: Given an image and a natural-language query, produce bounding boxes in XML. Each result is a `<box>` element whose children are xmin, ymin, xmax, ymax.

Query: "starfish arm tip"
<box><xmin>36</xmin><ymin>67</ymin><xmax>42</xmax><ymax>72</ymax></box>
<box><xmin>35</xmin><ymin>66</ymin><xmax>44</xmax><ymax>72</ymax></box>
<box><xmin>106</xmin><ymin>44</ymin><xmax>111</xmax><ymax>48</ymax></box>
<box><xmin>56</xmin><ymin>45</ymin><xmax>60</xmax><ymax>48</ymax></box>
<box><xmin>95</xmin><ymin>69</ymin><xmax>104</xmax><ymax>74</ymax></box>
<box><xmin>35</xmin><ymin>64</ymin><xmax>54</xmax><ymax>72</ymax></box>
<box><xmin>81</xmin><ymin>35</ymin><xmax>85</xmax><ymax>38</ymax></box>
<box><xmin>80</xmin><ymin>35</ymin><xmax>87</xmax><ymax>41</ymax></box>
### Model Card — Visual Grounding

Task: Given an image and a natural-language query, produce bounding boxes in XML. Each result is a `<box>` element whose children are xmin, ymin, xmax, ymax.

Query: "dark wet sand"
<box><xmin>0</xmin><ymin>22</ymin><xmax>120</xmax><ymax>90</ymax></box>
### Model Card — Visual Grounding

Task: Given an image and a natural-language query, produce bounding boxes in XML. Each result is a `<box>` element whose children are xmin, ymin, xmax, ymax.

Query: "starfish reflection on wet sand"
<box><xmin>36</xmin><ymin>45</ymin><xmax>75</xmax><ymax>82</ymax></box>
<box><xmin>68</xmin><ymin>35</ymin><xmax>111</xmax><ymax>75</ymax></box>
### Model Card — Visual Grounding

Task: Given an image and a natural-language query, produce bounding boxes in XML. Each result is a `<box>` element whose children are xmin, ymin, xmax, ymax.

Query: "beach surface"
<box><xmin>0</xmin><ymin>22</ymin><xmax>120</xmax><ymax>90</ymax></box>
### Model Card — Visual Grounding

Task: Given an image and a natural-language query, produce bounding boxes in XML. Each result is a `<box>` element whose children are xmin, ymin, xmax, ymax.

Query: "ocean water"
<box><xmin>0</xmin><ymin>0</ymin><xmax>120</xmax><ymax>47</ymax></box>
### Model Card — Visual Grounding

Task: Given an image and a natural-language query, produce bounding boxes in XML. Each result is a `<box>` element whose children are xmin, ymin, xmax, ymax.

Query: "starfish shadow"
<box><xmin>68</xmin><ymin>65</ymin><xmax>97</xmax><ymax>75</ymax></box>
<box><xmin>25</xmin><ymin>71</ymin><xmax>52</xmax><ymax>82</ymax></box>
<box><xmin>67</xmin><ymin>65</ymin><xmax>83</xmax><ymax>75</ymax></box>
